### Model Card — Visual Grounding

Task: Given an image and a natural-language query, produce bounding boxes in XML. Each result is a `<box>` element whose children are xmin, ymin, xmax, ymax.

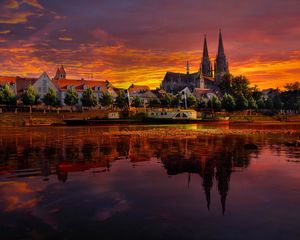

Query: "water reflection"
<box><xmin>0</xmin><ymin>127</ymin><xmax>261</xmax><ymax>216</ymax></box>
<box><xmin>1</xmin><ymin>126</ymin><xmax>300</xmax><ymax>239</ymax></box>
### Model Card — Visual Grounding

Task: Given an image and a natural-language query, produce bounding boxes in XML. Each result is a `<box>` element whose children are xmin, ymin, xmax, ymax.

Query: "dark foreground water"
<box><xmin>0</xmin><ymin>125</ymin><xmax>300</xmax><ymax>240</ymax></box>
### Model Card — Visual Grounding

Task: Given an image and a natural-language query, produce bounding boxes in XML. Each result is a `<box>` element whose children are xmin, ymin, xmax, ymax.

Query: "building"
<box><xmin>161</xmin><ymin>30</ymin><xmax>229</xmax><ymax>94</ymax></box>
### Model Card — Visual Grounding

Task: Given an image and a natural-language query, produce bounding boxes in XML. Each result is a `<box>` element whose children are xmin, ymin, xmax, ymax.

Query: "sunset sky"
<box><xmin>0</xmin><ymin>0</ymin><xmax>299</xmax><ymax>89</ymax></box>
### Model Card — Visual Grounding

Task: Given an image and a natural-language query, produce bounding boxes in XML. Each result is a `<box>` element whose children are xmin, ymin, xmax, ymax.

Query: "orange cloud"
<box><xmin>0</xmin><ymin>30</ymin><xmax>11</xmax><ymax>34</ymax></box>
<box><xmin>22</xmin><ymin>0</ymin><xmax>44</xmax><ymax>10</ymax></box>
<box><xmin>58</xmin><ymin>37</ymin><xmax>73</xmax><ymax>41</ymax></box>
<box><xmin>0</xmin><ymin>12</ymin><xmax>34</xmax><ymax>24</ymax></box>
<box><xmin>0</xmin><ymin>181</ymin><xmax>38</xmax><ymax>212</ymax></box>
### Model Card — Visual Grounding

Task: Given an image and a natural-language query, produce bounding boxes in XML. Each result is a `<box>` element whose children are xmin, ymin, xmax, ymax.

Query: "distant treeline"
<box><xmin>0</xmin><ymin>74</ymin><xmax>300</xmax><ymax>113</ymax></box>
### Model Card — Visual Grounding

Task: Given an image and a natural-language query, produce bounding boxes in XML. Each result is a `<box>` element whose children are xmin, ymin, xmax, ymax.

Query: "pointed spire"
<box><xmin>186</xmin><ymin>61</ymin><xmax>190</xmax><ymax>75</ymax></box>
<box><xmin>217</xmin><ymin>29</ymin><xmax>225</xmax><ymax>56</ymax></box>
<box><xmin>202</xmin><ymin>34</ymin><xmax>209</xmax><ymax>59</ymax></box>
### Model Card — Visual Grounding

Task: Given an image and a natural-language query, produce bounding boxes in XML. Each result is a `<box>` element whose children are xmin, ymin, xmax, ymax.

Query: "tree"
<box><xmin>81</xmin><ymin>88</ymin><xmax>97</xmax><ymax>107</ymax></box>
<box><xmin>115</xmin><ymin>90</ymin><xmax>127</xmax><ymax>109</ymax></box>
<box><xmin>265</xmin><ymin>97</ymin><xmax>274</xmax><ymax>110</ymax></box>
<box><xmin>132</xmin><ymin>96</ymin><xmax>143</xmax><ymax>108</ymax></box>
<box><xmin>222</xmin><ymin>93</ymin><xmax>236</xmax><ymax>112</ymax></box>
<box><xmin>43</xmin><ymin>88</ymin><xmax>60</xmax><ymax>107</ymax></box>
<box><xmin>186</xmin><ymin>95</ymin><xmax>197</xmax><ymax>108</ymax></box>
<box><xmin>248</xmin><ymin>96</ymin><xmax>257</xmax><ymax>110</ymax></box>
<box><xmin>218</xmin><ymin>73</ymin><xmax>233</xmax><ymax>96</ymax></box>
<box><xmin>207</xmin><ymin>95</ymin><xmax>222</xmax><ymax>112</ymax></box>
<box><xmin>0</xmin><ymin>84</ymin><xmax>17</xmax><ymax>105</ymax></box>
<box><xmin>171</xmin><ymin>94</ymin><xmax>181</xmax><ymax>108</ymax></box>
<box><xmin>284</xmin><ymin>81</ymin><xmax>300</xmax><ymax>91</ymax></box>
<box><xmin>22</xmin><ymin>85</ymin><xmax>39</xmax><ymax>106</ymax></box>
<box><xmin>272</xmin><ymin>94</ymin><xmax>283</xmax><ymax>110</ymax></box>
<box><xmin>235</xmin><ymin>93</ymin><xmax>248</xmax><ymax>111</ymax></box>
<box><xmin>197</xmin><ymin>96</ymin><xmax>207</xmax><ymax>109</ymax></box>
<box><xmin>219</xmin><ymin>74</ymin><xmax>251</xmax><ymax>101</ymax></box>
<box><xmin>256</xmin><ymin>99</ymin><xmax>265</xmax><ymax>110</ymax></box>
<box><xmin>160</xmin><ymin>93</ymin><xmax>174</xmax><ymax>108</ymax></box>
<box><xmin>64</xmin><ymin>87</ymin><xmax>78</xmax><ymax>109</ymax></box>
<box><xmin>100</xmin><ymin>92</ymin><xmax>113</xmax><ymax>108</ymax></box>
<box><xmin>149</xmin><ymin>98</ymin><xmax>160</xmax><ymax>108</ymax></box>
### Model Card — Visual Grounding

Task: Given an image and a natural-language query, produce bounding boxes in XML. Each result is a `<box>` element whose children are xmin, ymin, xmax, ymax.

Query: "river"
<box><xmin>0</xmin><ymin>124</ymin><xmax>300</xmax><ymax>239</ymax></box>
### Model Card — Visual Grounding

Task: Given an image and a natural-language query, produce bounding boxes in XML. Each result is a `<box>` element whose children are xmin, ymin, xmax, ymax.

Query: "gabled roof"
<box><xmin>0</xmin><ymin>76</ymin><xmax>17</xmax><ymax>85</ymax></box>
<box><xmin>16</xmin><ymin>77</ymin><xmax>38</xmax><ymax>94</ymax></box>
<box><xmin>128</xmin><ymin>84</ymin><xmax>150</xmax><ymax>94</ymax></box>
<box><xmin>193</xmin><ymin>88</ymin><xmax>216</xmax><ymax>98</ymax></box>
<box><xmin>53</xmin><ymin>79</ymin><xmax>109</xmax><ymax>93</ymax></box>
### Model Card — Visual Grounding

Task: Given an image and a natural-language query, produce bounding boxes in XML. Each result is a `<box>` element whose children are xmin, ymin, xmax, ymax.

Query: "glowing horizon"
<box><xmin>0</xmin><ymin>0</ymin><xmax>299</xmax><ymax>90</ymax></box>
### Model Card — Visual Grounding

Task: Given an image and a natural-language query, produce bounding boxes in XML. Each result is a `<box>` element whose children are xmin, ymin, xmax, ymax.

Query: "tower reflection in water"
<box><xmin>0</xmin><ymin>131</ymin><xmax>258</xmax><ymax>215</ymax></box>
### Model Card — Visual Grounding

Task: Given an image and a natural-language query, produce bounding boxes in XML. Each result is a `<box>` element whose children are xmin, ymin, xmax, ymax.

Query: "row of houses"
<box><xmin>0</xmin><ymin>66</ymin><xmax>218</xmax><ymax>107</ymax></box>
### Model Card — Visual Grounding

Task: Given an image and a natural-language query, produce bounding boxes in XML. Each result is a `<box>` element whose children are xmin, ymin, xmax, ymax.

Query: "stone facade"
<box><xmin>161</xmin><ymin>30</ymin><xmax>229</xmax><ymax>94</ymax></box>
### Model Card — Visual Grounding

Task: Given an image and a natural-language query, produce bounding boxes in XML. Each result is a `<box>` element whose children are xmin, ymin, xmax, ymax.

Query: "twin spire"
<box><xmin>198</xmin><ymin>30</ymin><xmax>228</xmax><ymax>80</ymax></box>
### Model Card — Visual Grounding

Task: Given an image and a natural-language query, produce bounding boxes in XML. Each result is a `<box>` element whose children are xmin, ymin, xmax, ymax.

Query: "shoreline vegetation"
<box><xmin>1</xmin><ymin>109</ymin><xmax>300</xmax><ymax>127</ymax></box>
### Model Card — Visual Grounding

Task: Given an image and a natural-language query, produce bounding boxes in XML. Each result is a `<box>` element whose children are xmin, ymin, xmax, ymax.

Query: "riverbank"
<box><xmin>1</xmin><ymin>111</ymin><xmax>300</xmax><ymax>127</ymax></box>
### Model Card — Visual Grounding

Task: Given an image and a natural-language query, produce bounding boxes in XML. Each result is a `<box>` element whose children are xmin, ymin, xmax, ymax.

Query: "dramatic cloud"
<box><xmin>0</xmin><ymin>0</ymin><xmax>299</xmax><ymax>89</ymax></box>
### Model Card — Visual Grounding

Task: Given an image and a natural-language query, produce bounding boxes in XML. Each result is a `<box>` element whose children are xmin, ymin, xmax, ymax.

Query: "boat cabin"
<box><xmin>147</xmin><ymin>110</ymin><xmax>197</xmax><ymax>120</ymax></box>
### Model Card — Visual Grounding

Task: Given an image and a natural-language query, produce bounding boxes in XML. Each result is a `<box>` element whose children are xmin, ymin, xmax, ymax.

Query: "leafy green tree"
<box><xmin>115</xmin><ymin>90</ymin><xmax>127</xmax><ymax>109</ymax></box>
<box><xmin>248</xmin><ymin>96</ymin><xmax>257</xmax><ymax>110</ymax></box>
<box><xmin>218</xmin><ymin>73</ymin><xmax>233</xmax><ymax>96</ymax></box>
<box><xmin>149</xmin><ymin>98</ymin><xmax>160</xmax><ymax>108</ymax></box>
<box><xmin>207</xmin><ymin>95</ymin><xmax>222</xmax><ymax>112</ymax></box>
<box><xmin>272</xmin><ymin>94</ymin><xmax>283</xmax><ymax>110</ymax></box>
<box><xmin>160</xmin><ymin>93</ymin><xmax>174</xmax><ymax>108</ymax></box>
<box><xmin>131</xmin><ymin>96</ymin><xmax>143</xmax><ymax>108</ymax></box>
<box><xmin>0</xmin><ymin>84</ymin><xmax>17</xmax><ymax>105</ymax></box>
<box><xmin>100</xmin><ymin>92</ymin><xmax>114</xmax><ymax>108</ymax></box>
<box><xmin>22</xmin><ymin>85</ymin><xmax>39</xmax><ymax>106</ymax></box>
<box><xmin>186</xmin><ymin>95</ymin><xmax>197</xmax><ymax>108</ymax></box>
<box><xmin>235</xmin><ymin>93</ymin><xmax>248</xmax><ymax>111</ymax></box>
<box><xmin>284</xmin><ymin>81</ymin><xmax>300</xmax><ymax>91</ymax></box>
<box><xmin>81</xmin><ymin>88</ymin><xmax>97</xmax><ymax>107</ymax></box>
<box><xmin>64</xmin><ymin>87</ymin><xmax>79</xmax><ymax>109</ymax></box>
<box><xmin>222</xmin><ymin>93</ymin><xmax>236</xmax><ymax>112</ymax></box>
<box><xmin>265</xmin><ymin>97</ymin><xmax>274</xmax><ymax>110</ymax></box>
<box><xmin>171</xmin><ymin>94</ymin><xmax>181</xmax><ymax>108</ymax></box>
<box><xmin>43</xmin><ymin>88</ymin><xmax>60</xmax><ymax>107</ymax></box>
<box><xmin>256</xmin><ymin>99</ymin><xmax>265</xmax><ymax>110</ymax></box>
<box><xmin>197</xmin><ymin>97</ymin><xmax>207</xmax><ymax>109</ymax></box>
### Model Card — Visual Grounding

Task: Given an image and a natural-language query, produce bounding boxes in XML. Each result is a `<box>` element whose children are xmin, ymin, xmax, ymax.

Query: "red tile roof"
<box><xmin>0</xmin><ymin>76</ymin><xmax>17</xmax><ymax>85</ymax></box>
<box><xmin>128</xmin><ymin>84</ymin><xmax>150</xmax><ymax>94</ymax></box>
<box><xmin>53</xmin><ymin>79</ymin><xmax>109</xmax><ymax>92</ymax></box>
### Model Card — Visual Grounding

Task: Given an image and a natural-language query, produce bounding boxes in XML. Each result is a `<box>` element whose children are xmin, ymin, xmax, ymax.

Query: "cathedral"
<box><xmin>161</xmin><ymin>30</ymin><xmax>229</xmax><ymax>94</ymax></box>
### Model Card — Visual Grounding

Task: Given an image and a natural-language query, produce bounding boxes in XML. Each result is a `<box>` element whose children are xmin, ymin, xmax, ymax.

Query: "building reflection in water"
<box><xmin>0</xmin><ymin>129</ymin><xmax>259</xmax><ymax>215</ymax></box>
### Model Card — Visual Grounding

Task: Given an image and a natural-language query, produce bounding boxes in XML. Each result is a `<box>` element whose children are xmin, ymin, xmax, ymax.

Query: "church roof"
<box><xmin>163</xmin><ymin>72</ymin><xmax>199</xmax><ymax>83</ymax></box>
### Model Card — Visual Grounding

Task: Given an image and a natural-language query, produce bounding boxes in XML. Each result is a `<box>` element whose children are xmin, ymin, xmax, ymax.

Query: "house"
<box><xmin>128</xmin><ymin>84</ymin><xmax>150</xmax><ymax>95</ymax></box>
<box><xmin>179</xmin><ymin>87</ymin><xmax>192</xmax><ymax>97</ymax></box>
<box><xmin>33</xmin><ymin>72</ymin><xmax>59</xmax><ymax>97</ymax></box>
<box><xmin>130</xmin><ymin>90</ymin><xmax>159</xmax><ymax>106</ymax></box>
<box><xmin>193</xmin><ymin>88</ymin><xmax>216</xmax><ymax>99</ymax></box>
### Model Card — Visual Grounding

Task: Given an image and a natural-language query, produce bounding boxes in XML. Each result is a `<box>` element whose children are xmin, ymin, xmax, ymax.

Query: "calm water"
<box><xmin>0</xmin><ymin>125</ymin><xmax>300</xmax><ymax>240</ymax></box>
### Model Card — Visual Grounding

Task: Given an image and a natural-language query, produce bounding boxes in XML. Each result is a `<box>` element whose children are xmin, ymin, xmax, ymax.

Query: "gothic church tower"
<box><xmin>214</xmin><ymin>30</ymin><xmax>229</xmax><ymax>85</ymax></box>
<box><xmin>200</xmin><ymin>35</ymin><xmax>212</xmax><ymax>77</ymax></box>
